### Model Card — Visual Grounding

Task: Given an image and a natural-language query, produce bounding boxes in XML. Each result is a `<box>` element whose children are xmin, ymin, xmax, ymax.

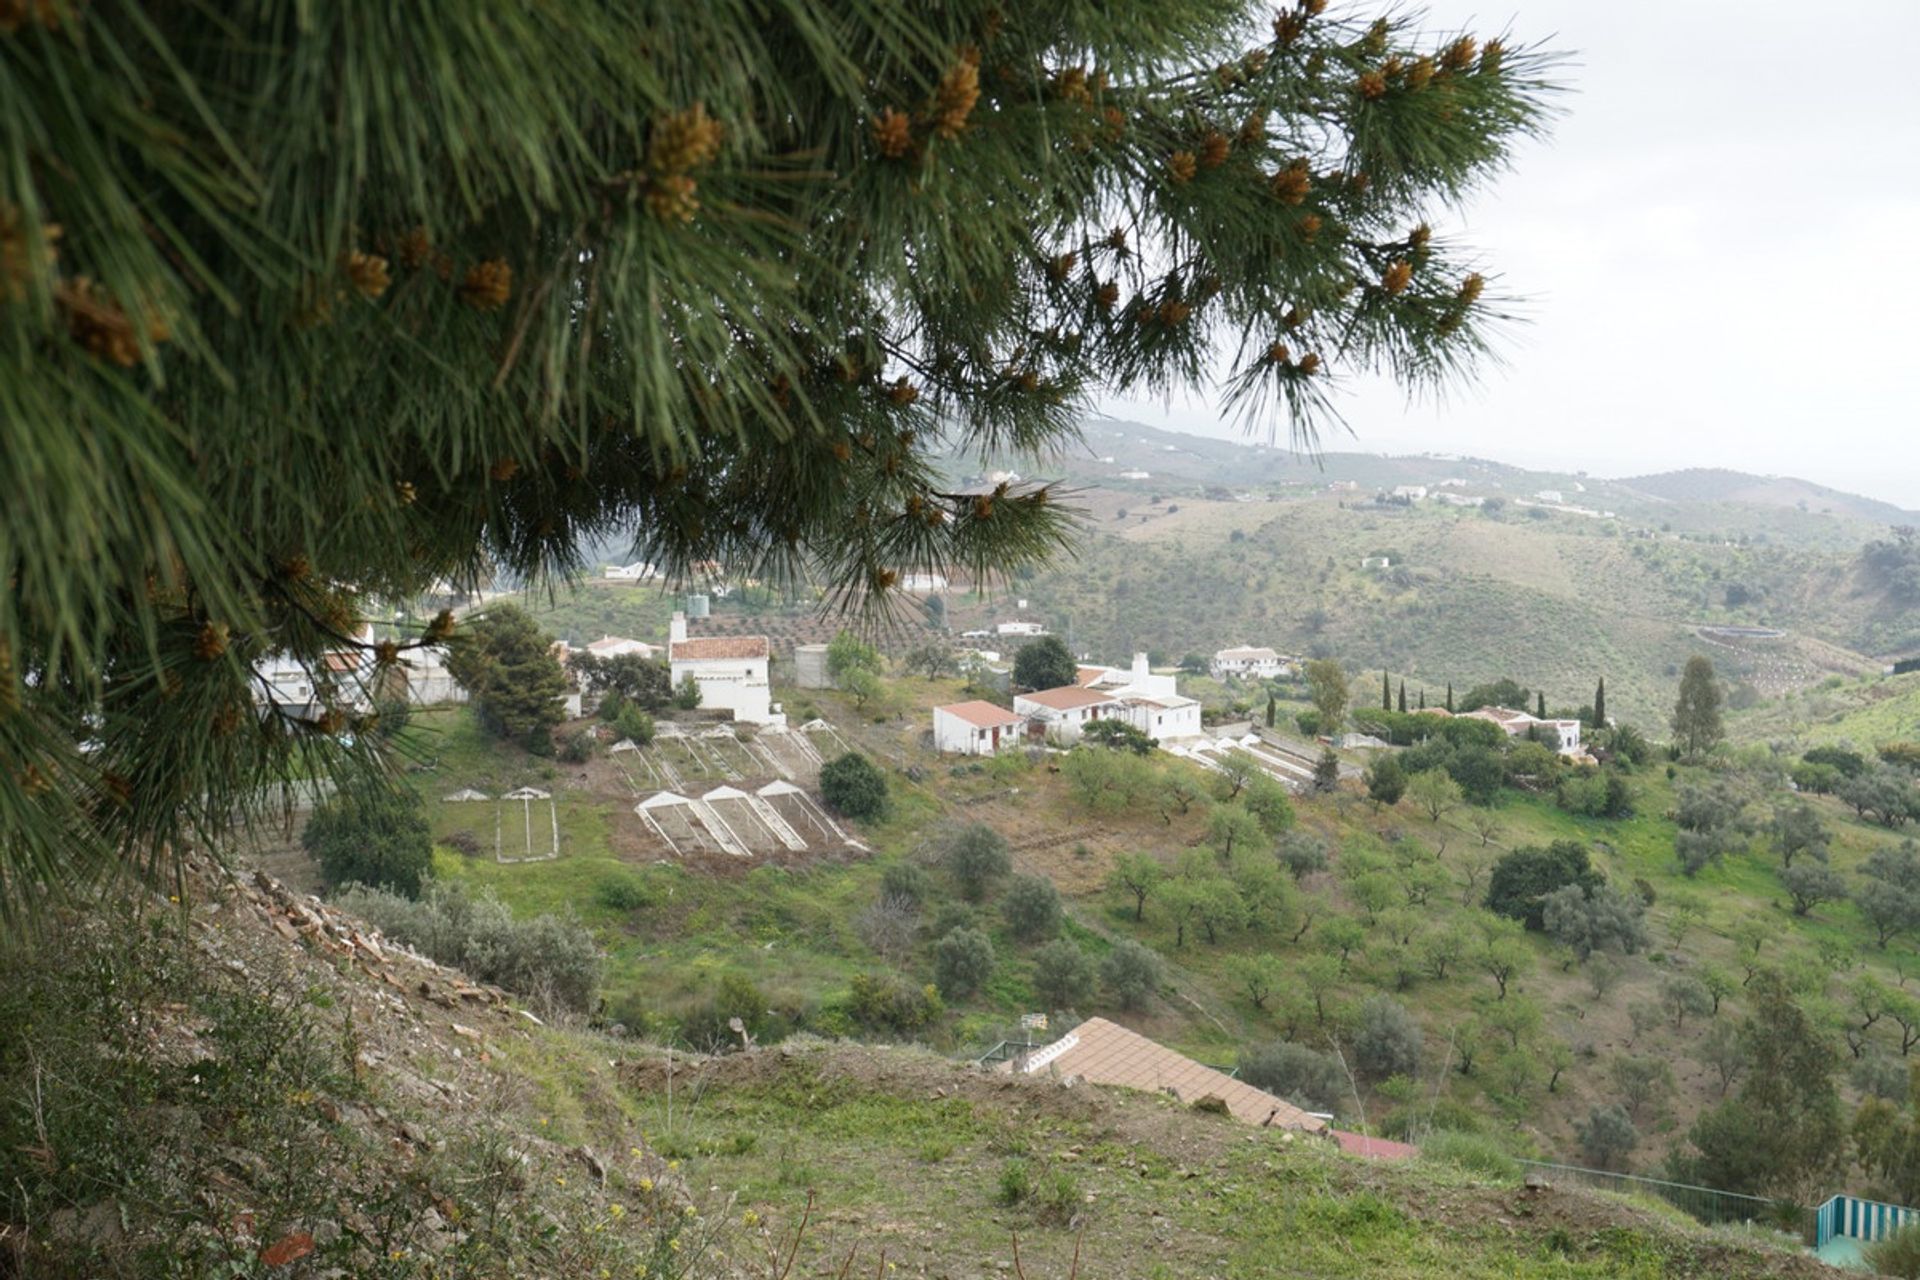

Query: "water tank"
<box><xmin>685</xmin><ymin>593</ymin><xmax>710</xmax><ymax>618</ymax></box>
<box><xmin>793</xmin><ymin>644</ymin><xmax>831</xmax><ymax>689</ymax></box>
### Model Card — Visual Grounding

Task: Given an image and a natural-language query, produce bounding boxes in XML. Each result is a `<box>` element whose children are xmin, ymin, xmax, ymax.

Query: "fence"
<box><xmin>1516</xmin><ymin>1160</ymin><xmax>1813</xmax><ymax>1241</ymax></box>
<box><xmin>1817</xmin><ymin>1194</ymin><xmax>1919</xmax><ymax>1249</ymax></box>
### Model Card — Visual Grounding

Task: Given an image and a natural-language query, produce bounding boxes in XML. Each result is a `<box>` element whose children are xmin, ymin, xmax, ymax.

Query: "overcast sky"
<box><xmin>1102</xmin><ymin>0</ymin><xmax>1920</xmax><ymax>509</ymax></box>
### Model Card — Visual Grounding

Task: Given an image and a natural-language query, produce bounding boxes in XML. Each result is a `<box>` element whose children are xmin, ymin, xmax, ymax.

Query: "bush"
<box><xmin>672</xmin><ymin>673</ymin><xmax>703</xmax><ymax>710</ymax></box>
<box><xmin>337</xmin><ymin>882</ymin><xmax>601</xmax><ymax>1015</ymax></box>
<box><xmin>1577</xmin><ymin>1103</ymin><xmax>1638</xmax><ymax>1169</ymax></box>
<box><xmin>303</xmin><ymin>786</ymin><xmax>433</xmax><ymax>897</ymax></box>
<box><xmin>819</xmin><ymin>751</ymin><xmax>888</xmax><ymax>820</ymax></box>
<box><xmin>1420</xmin><ymin>1130</ymin><xmax>1519</xmax><ymax>1182</ymax></box>
<box><xmin>1101</xmin><ymin>939</ymin><xmax>1163</xmax><ymax>1009</ymax></box>
<box><xmin>856</xmin><ymin>893</ymin><xmax>920</xmax><ymax>958</ymax></box>
<box><xmin>556</xmin><ymin>727</ymin><xmax>598</xmax><ymax>763</ymax></box>
<box><xmin>1238</xmin><ymin>1041</ymin><xmax>1345</xmax><ymax>1112</ymax></box>
<box><xmin>614</xmin><ymin>704</ymin><xmax>655</xmax><ymax>746</ymax></box>
<box><xmin>1556</xmin><ymin>769</ymin><xmax>1634</xmax><ymax>819</ymax></box>
<box><xmin>1541</xmin><ymin>882</ymin><xmax>1648</xmax><ymax>958</ymax></box>
<box><xmin>1003</xmin><ymin>874</ymin><xmax>1063</xmax><ymax>942</ymax></box>
<box><xmin>1867</xmin><ymin>1222</ymin><xmax>1920</xmax><ymax>1280</ymax></box>
<box><xmin>677</xmin><ymin>973</ymin><xmax>771</xmax><ymax>1050</ymax></box>
<box><xmin>995</xmin><ymin>1159</ymin><xmax>1033</xmax><ymax>1206</ymax></box>
<box><xmin>933</xmin><ymin>927</ymin><xmax>995</xmax><ymax>999</ymax></box>
<box><xmin>1351</xmin><ymin>995</ymin><xmax>1423</xmax><ymax>1080</ymax></box>
<box><xmin>1031</xmin><ymin>940</ymin><xmax>1096</xmax><ymax>1012</ymax></box>
<box><xmin>1276</xmin><ymin>830</ymin><xmax>1330</xmax><ymax>880</ymax></box>
<box><xmin>847</xmin><ymin>972</ymin><xmax>943</xmax><ymax>1033</ymax></box>
<box><xmin>595</xmin><ymin>875</ymin><xmax>651</xmax><ymax>911</ymax></box>
<box><xmin>940</xmin><ymin>823</ymin><xmax>1012</xmax><ymax>901</ymax></box>
<box><xmin>880</xmin><ymin>861</ymin><xmax>933</xmax><ymax>907</ymax></box>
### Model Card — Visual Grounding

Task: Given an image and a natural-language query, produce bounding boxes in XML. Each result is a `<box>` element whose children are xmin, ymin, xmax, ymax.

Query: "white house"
<box><xmin>1392</xmin><ymin>485</ymin><xmax>1428</xmax><ymax>501</ymax></box>
<box><xmin>1361</xmin><ymin>555</ymin><xmax>1392</xmax><ymax>570</ymax></box>
<box><xmin>584</xmin><ymin>635</ymin><xmax>661</xmax><ymax>661</ymax></box>
<box><xmin>667</xmin><ymin>612</ymin><xmax>777</xmax><ymax>725</ymax></box>
<box><xmin>899</xmin><ymin>572</ymin><xmax>948</xmax><ymax>593</ymax></box>
<box><xmin>1535</xmin><ymin>489</ymin><xmax>1565</xmax><ymax>504</ymax></box>
<box><xmin>603</xmin><ymin>562</ymin><xmax>662</xmax><ymax>581</ymax></box>
<box><xmin>997</xmin><ymin>620</ymin><xmax>1046</xmax><ymax>637</ymax></box>
<box><xmin>402</xmin><ymin>645</ymin><xmax>468</xmax><ymax>706</ymax></box>
<box><xmin>1115</xmin><ymin>693</ymin><xmax>1204</xmax><ymax>742</ymax></box>
<box><xmin>1012</xmin><ymin>685</ymin><xmax>1120</xmax><ymax>745</ymax></box>
<box><xmin>1211</xmin><ymin>645</ymin><xmax>1288</xmax><ymax>680</ymax></box>
<box><xmin>1117</xmin><ymin>469</ymin><xmax>1151</xmax><ymax>480</ymax></box>
<box><xmin>932</xmin><ymin>700</ymin><xmax>1029</xmax><ymax>755</ymax></box>
<box><xmin>1075</xmin><ymin>653</ymin><xmax>1177</xmax><ymax>700</ymax></box>
<box><xmin>1459</xmin><ymin>706</ymin><xmax>1585</xmax><ymax>758</ymax></box>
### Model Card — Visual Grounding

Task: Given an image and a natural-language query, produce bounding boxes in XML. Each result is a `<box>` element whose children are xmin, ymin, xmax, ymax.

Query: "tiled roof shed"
<box><xmin>937</xmin><ymin>700</ymin><xmax>1026</xmax><ymax>728</ymax></box>
<box><xmin>1008</xmin><ymin>1017</ymin><xmax>1325</xmax><ymax>1133</ymax></box>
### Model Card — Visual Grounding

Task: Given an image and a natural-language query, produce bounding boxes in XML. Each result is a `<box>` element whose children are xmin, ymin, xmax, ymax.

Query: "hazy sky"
<box><xmin>1102</xmin><ymin>0</ymin><xmax>1920</xmax><ymax>509</ymax></box>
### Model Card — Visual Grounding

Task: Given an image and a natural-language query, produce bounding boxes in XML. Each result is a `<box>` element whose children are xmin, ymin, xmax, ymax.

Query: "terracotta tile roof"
<box><xmin>1075</xmin><ymin>666</ymin><xmax>1106</xmax><ymax>687</ymax></box>
<box><xmin>1016</xmin><ymin>685</ymin><xmax>1119</xmax><ymax>712</ymax></box>
<box><xmin>1009</xmin><ymin>1018</ymin><xmax>1325</xmax><ymax>1132</ymax></box>
<box><xmin>936</xmin><ymin>700</ymin><xmax>1026</xmax><ymax>729</ymax></box>
<box><xmin>670</xmin><ymin>636</ymin><xmax>769</xmax><ymax>661</ymax></box>
<box><xmin>1330</xmin><ymin>1130</ymin><xmax>1419</xmax><ymax>1160</ymax></box>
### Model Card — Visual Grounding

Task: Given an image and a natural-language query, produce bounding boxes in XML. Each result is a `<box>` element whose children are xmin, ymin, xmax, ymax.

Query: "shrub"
<box><xmin>1352</xmin><ymin>995</ymin><xmax>1423</xmax><ymax>1080</ymax></box>
<box><xmin>1541</xmin><ymin>882</ymin><xmax>1648</xmax><ymax>958</ymax></box>
<box><xmin>1101</xmin><ymin>939</ymin><xmax>1163</xmax><ymax>1010</ymax></box>
<box><xmin>856</xmin><ymin>893</ymin><xmax>921</xmax><ymax>959</ymax></box>
<box><xmin>672</xmin><ymin>673</ymin><xmax>703</xmax><ymax>710</ymax></box>
<box><xmin>595</xmin><ymin>875</ymin><xmax>651</xmax><ymax>912</ymax></box>
<box><xmin>1003</xmin><ymin>874</ymin><xmax>1063</xmax><ymax>942</ymax></box>
<box><xmin>819</xmin><ymin>751</ymin><xmax>887</xmax><ymax>820</ymax></box>
<box><xmin>1238</xmin><ymin>1041</ymin><xmax>1345</xmax><ymax>1112</ymax></box>
<box><xmin>995</xmin><ymin>1159</ymin><xmax>1033</xmax><ymax>1206</ymax></box>
<box><xmin>1577</xmin><ymin>1103</ymin><xmax>1638</xmax><ymax>1169</ymax></box>
<box><xmin>1031</xmin><ymin>940</ymin><xmax>1097</xmax><ymax>1012</ymax></box>
<box><xmin>847</xmin><ymin>972</ymin><xmax>942</xmax><ymax>1033</ymax></box>
<box><xmin>1420</xmin><ymin>1130</ymin><xmax>1519</xmax><ymax>1182</ymax></box>
<box><xmin>677</xmin><ymin>973</ymin><xmax>771</xmax><ymax>1050</ymax></box>
<box><xmin>337</xmin><ymin>882</ymin><xmax>601</xmax><ymax>1015</ymax></box>
<box><xmin>1036</xmin><ymin>1168</ymin><xmax>1081</xmax><ymax>1225</ymax></box>
<box><xmin>556</xmin><ymin>727</ymin><xmax>598</xmax><ymax>763</ymax></box>
<box><xmin>1276</xmin><ymin>830</ymin><xmax>1330</xmax><ymax>880</ymax></box>
<box><xmin>303</xmin><ymin>786</ymin><xmax>433</xmax><ymax>897</ymax></box>
<box><xmin>933</xmin><ymin>927</ymin><xmax>995</xmax><ymax>998</ymax></box>
<box><xmin>940</xmin><ymin>823</ymin><xmax>1012</xmax><ymax>901</ymax></box>
<box><xmin>613</xmin><ymin>704</ymin><xmax>655</xmax><ymax>746</ymax></box>
<box><xmin>1556</xmin><ymin>769</ymin><xmax>1634</xmax><ymax>819</ymax></box>
<box><xmin>880</xmin><ymin>861</ymin><xmax>933</xmax><ymax>907</ymax></box>
<box><xmin>1868</xmin><ymin>1222</ymin><xmax>1920</xmax><ymax>1280</ymax></box>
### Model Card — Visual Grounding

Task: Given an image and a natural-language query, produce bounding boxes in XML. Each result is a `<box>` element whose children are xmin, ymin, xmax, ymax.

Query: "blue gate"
<box><xmin>1817</xmin><ymin>1194</ymin><xmax>1919</xmax><ymax>1248</ymax></box>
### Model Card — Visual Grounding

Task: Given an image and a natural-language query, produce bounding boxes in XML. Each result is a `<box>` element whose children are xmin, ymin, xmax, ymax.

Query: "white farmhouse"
<box><xmin>584</xmin><ymin>635</ymin><xmax>661</xmax><ymax>661</ymax></box>
<box><xmin>667</xmin><ymin>612</ymin><xmax>777</xmax><ymax>725</ymax></box>
<box><xmin>1210</xmin><ymin>645</ymin><xmax>1288</xmax><ymax>680</ymax></box>
<box><xmin>1535</xmin><ymin>489</ymin><xmax>1565</xmax><ymax>504</ymax></box>
<box><xmin>932</xmin><ymin>700</ymin><xmax>1028</xmax><ymax>755</ymax></box>
<box><xmin>1458</xmin><ymin>706</ymin><xmax>1585</xmax><ymax>758</ymax></box>
<box><xmin>1012</xmin><ymin>685</ymin><xmax>1120</xmax><ymax>745</ymax></box>
<box><xmin>996</xmin><ymin>620</ymin><xmax>1046</xmax><ymax>637</ymax></box>
<box><xmin>602</xmin><ymin>562</ymin><xmax>661</xmax><ymax>581</ymax></box>
<box><xmin>402</xmin><ymin>645</ymin><xmax>468</xmax><ymax>706</ymax></box>
<box><xmin>1075</xmin><ymin>653</ymin><xmax>1177</xmax><ymax>700</ymax></box>
<box><xmin>1115</xmin><ymin>693</ymin><xmax>1203</xmax><ymax>742</ymax></box>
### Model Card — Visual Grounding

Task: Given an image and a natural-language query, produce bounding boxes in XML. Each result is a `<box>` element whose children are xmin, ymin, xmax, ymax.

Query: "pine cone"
<box><xmin>1270</xmin><ymin>160</ymin><xmax>1311</xmax><ymax>205</ymax></box>
<box><xmin>870</xmin><ymin>108</ymin><xmax>913</xmax><ymax>159</ymax></box>
<box><xmin>1458</xmin><ymin>273</ymin><xmax>1486</xmax><ymax>305</ymax></box>
<box><xmin>1382</xmin><ymin>260</ymin><xmax>1413</xmax><ymax>294</ymax></box>
<box><xmin>490</xmin><ymin>457</ymin><xmax>520</xmax><ymax>482</ymax></box>
<box><xmin>60</xmin><ymin>277</ymin><xmax>168</xmax><ymax>367</ymax></box>
<box><xmin>1408</xmin><ymin>56</ymin><xmax>1436</xmax><ymax>91</ymax></box>
<box><xmin>1095</xmin><ymin>281</ymin><xmax>1119</xmax><ymax>311</ymax></box>
<box><xmin>1238</xmin><ymin>111</ymin><xmax>1267</xmax><ymax>147</ymax></box>
<box><xmin>1358</xmin><ymin>71</ymin><xmax>1388</xmax><ymax>100</ymax></box>
<box><xmin>344</xmin><ymin>250</ymin><xmax>391</xmax><ymax>299</ymax></box>
<box><xmin>0</xmin><ymin>200</ymin><xmax>59</xmax><ymax>302</ymax></box>
<box><xmin>194</xmin><ymin>621</ymin><xmax>229</xmax><ymax>661</ymax></box>
<box><xmin>1442</xmin><ymin>37</ymin><xmax>1479</xmax><ymax>71</ymax></box>
<box><xmin>650</xmin><ymin>103</ymin><xmax>724</xmax><ymax>173</ymax></box>
<box><xmin>1168</xmin><ymin>151</ymin><xmax>1197</xmax><ymax>184</ymax></box>
<box><xmin>396</xmin><ymin>227</ymin><xmax>431</xmax><ymax>270</ymax></box>
<box><xmin>1299</xmin><ymin>214</ymin><xmax>1323</xmax><ymax>241</ymax></box>
<box><xmin>1199</xmin><ymin>131</ymin><xmax>1230</xmax><ymax>170</ymax></box>
<box><xmin>460</xmin><ymin>259</ymin><xmax>513</xmax><ymax>311</ymax></box>
<box><xmin>1298</xmin><ymin>353</ymin><xmax>1321</xmax><ymax>375</ymax></box>
<box><xmin>931</xmin><ymin>59</ymin><xmax>981</xmax><ymax>139</ymax></box>
<box><xmin>645</xmin><ymin>174</ymin><xmax>699</xmax><ymax>224</ymax></box>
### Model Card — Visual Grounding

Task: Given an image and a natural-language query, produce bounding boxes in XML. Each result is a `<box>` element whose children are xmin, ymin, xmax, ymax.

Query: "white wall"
<box><xmin>672</xmin><ymin>657</ymin><xmax>774</xmax><ymax>724</ymax></box>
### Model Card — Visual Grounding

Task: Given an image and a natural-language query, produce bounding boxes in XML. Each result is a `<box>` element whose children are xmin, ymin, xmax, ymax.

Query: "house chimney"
<box><xmin>1132</xmin><ymin>652</ymin><xmax>1150</xmax><ymax>681</ymax></box>
<box><xmin>670</xmin><ymin>611</ymin><xmax>687</xmax><ymax>643</ymax></box>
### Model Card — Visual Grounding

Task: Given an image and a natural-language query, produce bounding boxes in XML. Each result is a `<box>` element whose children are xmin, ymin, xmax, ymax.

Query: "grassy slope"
<box><xmin>1731</xmin><ymin>670</ymin><xmax>1920</xmax><ymax>749</ymax></box>
<box><xmin>392</xmin><ymin>670</ymin><xmax>1920</xmax><ymax>1185</ymax></box>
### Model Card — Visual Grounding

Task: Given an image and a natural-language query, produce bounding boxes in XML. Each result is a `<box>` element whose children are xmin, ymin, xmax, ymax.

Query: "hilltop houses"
<box><xmin>667</xmin><ymin>611</ymin><xmax>778</xmax><ymax>725</ymax></box>
<box><xmin>1460</xmin><ymin>705</ymin><xmax>1586</xmax><ymax>757</ymax></box>
<box><xmin>1211</xmin><ymin>645</ymin><xmax>1288</xmax><ymax>680</ymax></box>
<box><xmin>935</xmin><ymin>651</ymin><xmax>1200</xmax><ymax>752</ymax></box>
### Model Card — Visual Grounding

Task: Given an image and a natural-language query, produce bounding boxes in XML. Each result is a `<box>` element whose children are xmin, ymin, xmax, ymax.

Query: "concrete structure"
<box><xmin>1115</xmin><ymin>693</ymin><xmax>1203</xmax><ymax>742</ymax></box>
<box><xmin>792</xmin><ymin>643</ymin><xmax>831</xmax><ymax>689</ymax></box>
<box><xmin>1460</xmin><ymin>705</ymin><xmax>1585</xmax><ymax>758</ymax></box>
<box><xmin>996</xmin><ymin>620</ymin><xmax>1046</xmax><ymax>637</ymax></box>
<box><xmin>932</xmin><ymin>700</ymin><xmax>1028</xmax><ymax>755</ymax></box>
<box><xmin>1013</xmin><ymin>685</ymin><xmax>1120</xmax><ymax>745</ymax></box>
<box><xmin>668</xmin><ymin>612</ymin><xmax>777</xmax><ymax>725</ymax></box>
<box><xmin>1361</xmin><ymin>555</ymin><xmax>1392</xmax><ymax>570</ymax></box>
<box><xmin>1210</xmin><ymin>645</ymin><xmax>1288</xmax><ymax>680</ymax></box>
<box><xmin>1003</xmin><ymin>1018</ymin><xmax>1325</xmax><ymax>1133</ymax></box>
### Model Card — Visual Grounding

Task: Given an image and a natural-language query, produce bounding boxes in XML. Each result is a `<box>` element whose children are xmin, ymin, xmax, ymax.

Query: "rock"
<box><xmin>1523</xmin><ymin>1171</ymin><xmax>1552</xmax><ymax>1193</ymax></box>
<box><xmin>450</xmin><ymin>1023</ymin><xmax>482</xmax><ymax>1042</ymax></box>
<box><xmin>575</xmin><ymin>1145</ymin><xmax>608</xmax><ymax>1183</ymax></box>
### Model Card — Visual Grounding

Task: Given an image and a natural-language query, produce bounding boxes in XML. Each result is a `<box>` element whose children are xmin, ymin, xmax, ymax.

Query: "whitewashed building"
<box><xmin>1075</xmin><ymin>653</ymin><xmax>1178</xmax><ymax>700</ymax></box>
<box><xmin>667</xmin><ymin>612</ymin><xmax>777</xmax><ymax>725</ymax></box>
<box><xmin>1115</xmin><ymin>693</ymin><xmax>1204</xmax><ymax>742</ymax></box>
<box><xmin>603</xmin><ymin>562</ymin><xmax>662</xmax><ymax>581</ymax></box>
<box><xmin>1459</xmin><ymin>706</ymin><xmax>1585</xmax><ymax>758</ymax></box>
<box><xmin>997</xmin><ymin>620</ymin><xmax>1047</xmax><ymax>637</ymax></box>
<box><xmin>1013</xmin><ymin>685</ymin><xmax>1120</xmax><ymax>745</ymax></box>
<box><xmin>932</xmin><ymin>700</ymin><xmax>1029</xmax><ymax>755</ymax></box>
<box><xmin>1211</xmin><ymin>645</ymin><xmax>1288</xmax><ymax>680</ymax></box>
<box><xmin>585</xmin><ymin>635</ymin><xmax>662</xmax><ymax>661</ymax></box>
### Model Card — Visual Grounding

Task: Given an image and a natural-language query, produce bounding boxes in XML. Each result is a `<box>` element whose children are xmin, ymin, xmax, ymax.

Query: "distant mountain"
<box><xmin>1617</xmin><ymin>467</ymin><xmax>1919</xmax><ymax>526</ymax></box>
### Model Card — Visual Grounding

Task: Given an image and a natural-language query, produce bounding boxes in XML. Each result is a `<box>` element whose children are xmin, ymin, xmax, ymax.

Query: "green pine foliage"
<box><xmin>446</xmin><ymin>605</ymin><xmax>571</xmax><ymax>749</ymax></box>
<box><xmin>301</xmin><ymin>786</ymin><xmax>433</xmax><ymax>897</ymax></box>
<box><xmin>0</xmin><ymin>4</ymin><xmax>1558</xmax><ymax>917</ymax></box>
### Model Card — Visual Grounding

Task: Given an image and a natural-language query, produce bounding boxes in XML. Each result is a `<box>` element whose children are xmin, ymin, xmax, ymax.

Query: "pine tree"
<box><xmin>1672</xmin><ymin>656</ymin><xmax>1726</xmax><ymax>758</ymax></box>
<box><xmin>0</xmin><ymin>4</ymin><xmax>1560</xmax><ymax>916</ymax></box>
<box><xmin>445</xmin><ymin>605</ymin><xmax>570</xmax><ymax>749</ymax></box>
<box><xmin>1397</xmin><ymin>680</ymin><xmax>1407</xmax><ymax>713</ymax></box>
<box><xmin>1593</xmin><ymin>677</ymin><xmax>1607</xmax><ymax>728</ymax></box>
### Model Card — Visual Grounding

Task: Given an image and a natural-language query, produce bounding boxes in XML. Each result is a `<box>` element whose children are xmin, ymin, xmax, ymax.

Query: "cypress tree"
<box><xmin>1419</xmin><ymin>689</ymin><xmax>1427</xmax><ymax>710</ymax></box>
<box><xmin>0</xmin><ymin>3</ymin><xmax>1563</xmax><ymax>914</ymax></box>
<box><xmin>1537</xmin><ymin>691</ymin><xmax>1547</xmax><ymax>719</ymax></box>
<box><xmin>1446</xmin><ymin>683</ymin><xmax>1455</xmax><ymax>713</ymax></box>
<box><xmin>1265</xmin><ymin>695</ymin><xmax>1277</xmax><ymax>729</ymax></box>
<box><xmin>1383</xmin><ymin>671</ymin><xmax>1393</xmax><ymax>712</ymax></box>
<box><xmin>1594</xmin><ymin>677</ymin><xmax>1607</xmax><ymax>728</ymax></box>
<box><xmin>1397</xmin><ymin>680</ymin><xmax>1408</xmax><ymax>713</ymax></box>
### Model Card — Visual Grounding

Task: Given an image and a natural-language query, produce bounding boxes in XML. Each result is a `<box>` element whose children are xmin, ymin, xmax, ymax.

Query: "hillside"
<box><xmin>0</xmin><ymin>857</ymin><xmax>1840</xmax><ymax>1279</ymax></box>
<box><xmin>1618</xmin><ymin>468</ymin><xmax>1920</xmax><ymax>528</ymax></box>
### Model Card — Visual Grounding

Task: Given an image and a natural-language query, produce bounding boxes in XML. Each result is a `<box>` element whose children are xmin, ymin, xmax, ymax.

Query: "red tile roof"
<box><xmin>1007</xmin><ymin>1018</ymin><xmax>1324</xmax><ymax>1132</ymax></box>
<box><xmin>937</xmin><ymin>700</ymin><xmax>1026</xmax><ymax>729</ymax></box>
<box><xmin>1329</xmin><ymin>1130</ymin><xmax>1419</xmax><ymax>1160</ymax></box>
<box><xmin>1017</xmin><ymin>685</ymin><xmax>1119</xmax><ymax>712</ymax></box>
<box><xmin>671</xmin><ymin>636</ymin><xmax>770</xmax><ymax>661</ymax></box>
<box><xmin>1075</xmin><ymin>666</ymin><xmax>1105</xmax><ymax>687</ymax></box>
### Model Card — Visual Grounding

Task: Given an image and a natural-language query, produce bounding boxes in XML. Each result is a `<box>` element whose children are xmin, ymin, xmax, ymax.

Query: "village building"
<box><xmin>898</xmin><ymin>572</ymin><xmax>948</xmax><ymax>593</ymax></box>
<box><xmin>1392</xmin><ymin>485</ymin><xmax>1428</xmax><ymax>501</ymax></box>
<box><xmin>1075</xmin><ymin>653</ymin><xmax>1178</xmax><ymax>700</ymax></box>
<box><xmin>1459</xmin><ymin>705</ymin><xmax>1585</xmax><ymax>757</ymax></box>
<box><xmin>1210</xmin><ymin>645</ymin><xmax>1288</xmax><ymax>680</ymax></box>
<box><xmin>932</xmin><ymin>700</ymin><xmax>1029</xmax><ymax>755</ymax></box>
<box><xmin>667</xmin><ymin>612</ymin><xmax>778</xmax><ymax>725</ymax></box>
<box><xmin>602</xmin><ymin>561</ymin><xmax>662</xmax><ymax>581</ymax></box>
<box><xmin>1012</xmin><ymin>685</ymin><xmax>1120</xmax><ymax>745</ymax></box>
<box><xmin>1115</xmin><ymin>692</ymin><xmax>1204</xmax><ymax>742</ymax></box>
<box><xmin>996</xmin><ymin>619</ymin><xmax>1047</xmax><ymax>637</ymax></box>
<box><xmin>584</xmin><ymin>635</ymin><xmax>661</xmax><ymax>661</ymax></box>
